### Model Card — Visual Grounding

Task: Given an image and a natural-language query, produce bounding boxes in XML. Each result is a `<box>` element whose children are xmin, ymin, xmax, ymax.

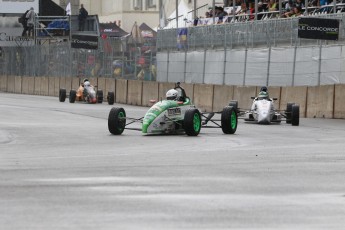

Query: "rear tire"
<box><xmin>221</xmin><ymin>106</ymin><xmax>237</xmax><ymax>134</ymax></box>
<box><xmin>59</xmin><ymin>88</ymin><xmax>66</xmax><ymax>102</ymax></box>
<box><xmin>69</xmin><ymin>90</ymin><xmax>76</xmax><ymax>103</ymax></box>
<box><xmin>108</xmin><ymin>107</ymin><xmax>126</xmax><ymax>135</ymax></box>
<box><xmin>107</xmin><ymin>92</ymin><xmax>115</xmax><ymax>105</ymax></box>
<box><xmin>291</xmin><ymin>104</ymin><xmax>300</xmax><ymax>126</ymax></box>
<box><xmin>97</xmin><ymin>90</ymin><xmax>103</xmax><ymax>103</ymax></box>
<box><xmin>286</xmin><ymin>102</ymin><xmax>295</xmax><ymax>124</ymax></box>
<box><xmin>184</xmin><ymin>109</ymin><xmax>201</xmax><ymax>136</ymax></box>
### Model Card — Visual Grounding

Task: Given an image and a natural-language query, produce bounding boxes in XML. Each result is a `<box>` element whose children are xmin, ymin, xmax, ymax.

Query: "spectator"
<box><xmin>78</xmin><ymin>4</ymin><xmax>88</xmax><ymax>31</ymax></box>
<box><xmin>26</xmin><ymin>7</ymin><xmax>35</xmax><ymax>37</ymax></box>
<box><xmin>20</xmin><ymin>9</ymin><xmax>29</xmax><ymax>36</ymax></box>
<box><xmin>248</xmin><ymin>2</ymin><xmax>255</xmax><ymax>20</ymax></box>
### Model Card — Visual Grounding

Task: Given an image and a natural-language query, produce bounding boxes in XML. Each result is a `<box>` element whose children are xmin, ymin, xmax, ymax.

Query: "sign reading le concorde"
<box><xmin>0</xmin><ymin>0</ymin><xmax>39</xmax><ymax>14</ymax></box>
<box><xmin>298</xmin><ymin>17</ymin><xmax>339</xmax><ymax>40</ymax></box>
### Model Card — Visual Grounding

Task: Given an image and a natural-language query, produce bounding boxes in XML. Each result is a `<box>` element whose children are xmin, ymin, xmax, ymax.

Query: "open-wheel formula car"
<box><xmin>108</xmin><ymin>82</ymin><xmax>238</xmax><ymax>136</ymax></box>
<box><xmin>59</xmin><ymin>79</ymin><xmax>114</xmax><ymax>105</ymax></box>
<box><xmin>230</xmin><ymin>90</ymin><xmax>299</xmax><ymax>126</ymax></box>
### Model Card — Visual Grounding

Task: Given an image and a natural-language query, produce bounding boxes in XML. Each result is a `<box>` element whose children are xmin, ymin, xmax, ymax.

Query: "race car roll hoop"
<box><xmin>108</xmin><ymin>82</ymin><xmax>238</xmax><ymax>136</ymax></box>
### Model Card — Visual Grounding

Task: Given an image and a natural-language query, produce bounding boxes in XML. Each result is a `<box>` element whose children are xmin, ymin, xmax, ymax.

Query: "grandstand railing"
<box><xmin>157</xmin><ymin>12</ymin><xmax>345</xmax><ymax>51</ymax></box>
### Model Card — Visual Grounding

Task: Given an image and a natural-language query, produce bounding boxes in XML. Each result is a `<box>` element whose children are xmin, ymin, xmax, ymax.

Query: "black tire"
<box><xmin>108</xmin><ymin>107</ymin><xmax>126</xmax><ymax>135</ymax></box>
<box><xmin>107</xmin><ymin>92</ymin><xmax>115</xmax><ymax>105</ymax></box>
<box><xmin>59</xmin><ymin>88</ymin><xmax>66</xmax><ymax>102</ymax></box>
<box><xmin>221</xmin><ymin>106</ymin><xmax>237</xmax><ymax>134</ymax></box>
<box><xmin>184</xmin><ymin>109</ymin><xmax>201</xmax><ymax>136</ymax></box>
<box><xmin>97</xmin><ymin>90</ymin><xmax>103</xmax><ymax>103</ymax></box>
<box><xmin>229</xmin><ymin>100</ymin><xmax>238</xmax><ymax>111</ymax></box>
<box><xmin>286</xmin><ymin>102</ymin><xmax>295</xmax><ymax>124</ymax></box>
<box><xmin>291</xmin><ymin>104</ymin><xmax>300</xmax><ymax>126</ymax></box>
<box><xmin>69</xmin><ymin>90</ymin><xmax>76</xmax><ymax>103</ymax></box>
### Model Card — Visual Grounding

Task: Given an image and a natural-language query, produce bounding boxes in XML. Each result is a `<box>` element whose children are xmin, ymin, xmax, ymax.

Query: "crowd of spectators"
<box><xmin>192</xmin><ymin>0</ymin><xmax>343</xmax><ymax>25</ymax></box>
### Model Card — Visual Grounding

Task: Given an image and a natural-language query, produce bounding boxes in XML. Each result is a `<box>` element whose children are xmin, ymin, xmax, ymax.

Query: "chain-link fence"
<box><xmin>158</xmin><ymin>13</ymin><xmax>345</xmax><ymax>51</ymax></box>
<box><xmin>0</xmin><ymin>36</ymin><xmax>157</xmax><ymax>81</ymax></box>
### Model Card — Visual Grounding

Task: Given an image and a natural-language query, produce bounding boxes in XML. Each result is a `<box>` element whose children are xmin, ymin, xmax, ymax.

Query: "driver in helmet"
<box><xmin>77</xmin><ymin>78</ymin><xmax>93</xmax><ymax>101</ymax></box>
<box><xmin>166</xmin><ymin>89</ymin><xmax>178</xmax><ymax>100</ymax></box>
<box><xmin>257</xmin><ymin>86</ymin><xmax>270</xmax><ymax>100</ymax></box>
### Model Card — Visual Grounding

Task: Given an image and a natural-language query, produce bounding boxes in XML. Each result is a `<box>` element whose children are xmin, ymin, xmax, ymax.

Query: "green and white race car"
<box><xmin>108</xmin><ymin>83</ymin><xmax>237</xmax><ymax>136</ymax></box>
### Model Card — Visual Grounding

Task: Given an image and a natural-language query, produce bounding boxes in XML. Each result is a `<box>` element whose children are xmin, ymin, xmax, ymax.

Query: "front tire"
<box><xmin>184</xmin><ymin>109</ymin><xmax>201</xmax><ymax>136</ymax></box>
<box><xmin>108</xmin><ymin>107</ymin><xmax>126</xmax><ymax>135</ymax></box>
<box><xmin>221</xmin><ymin>106</ymin><xmax>237</xmax><ymax>134</ymax></box>
<box><xmin>59</xmin><ymin>88</ymin><xmax>66</xmax><ymax>102</ymax></box>
<box><xmin>229</xmin><ymin>100</ymin><xmax>238</xmax><ymax>111</ymax></box>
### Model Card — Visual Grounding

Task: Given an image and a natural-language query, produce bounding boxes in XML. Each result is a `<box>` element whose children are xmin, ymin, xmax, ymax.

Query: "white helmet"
<box><xmin>84</xmin><ymin>81</ymin><xmax>90</xmax><ymax>87</ymax></box>
<box><xmin>166</xmin><ymin>89</ymin><xmax>178</xmax><ymax>100</ymax></box>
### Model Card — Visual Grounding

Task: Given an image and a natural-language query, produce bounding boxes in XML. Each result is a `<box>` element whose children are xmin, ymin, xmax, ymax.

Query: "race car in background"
<box><xmin>108</xmin><ymin>82</ymin><xmax>238</xmax><ymax>136</ymax></box>
<box><xmin>230</xmin><ymin>90</ymin><xmax>300</xmax><ymax>126</ymax></box>
<box><xmin>59</xmin><ymin>79</ymin><xmax>114</xmax><ymax>105</ymax></box>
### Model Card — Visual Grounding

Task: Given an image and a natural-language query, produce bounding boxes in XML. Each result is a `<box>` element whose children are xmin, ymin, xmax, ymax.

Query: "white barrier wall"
<box><xmin>158</xmin><ymin>44</ymin><xmax>345</xmax><ymax>86</ymax></box>
<box><xmin>269</xmin><ymin>47</ymin><xmax>294</xmax><ymax>86</ymax></box>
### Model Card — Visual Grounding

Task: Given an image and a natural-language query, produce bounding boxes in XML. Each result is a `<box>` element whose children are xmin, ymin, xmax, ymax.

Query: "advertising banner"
<box><xmin>71</xmin><ymin>35</ymin><xmax>98</xmax><ymax>50</ymax></box>
<box><xmin>298</xmin><ymin>17</ymin><xmax>339</xmax><ymax>40</ymax></box>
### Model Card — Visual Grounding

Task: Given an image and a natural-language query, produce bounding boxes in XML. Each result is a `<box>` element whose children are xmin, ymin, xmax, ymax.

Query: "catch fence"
<box><xmin>0</xmin><ymin>37</ymin><xmax>157</xmax><ymax>81</ymax></box>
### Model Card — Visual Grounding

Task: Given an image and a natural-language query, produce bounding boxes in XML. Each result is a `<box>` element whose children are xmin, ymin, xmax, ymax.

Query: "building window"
<box><xmin>134</xmin><ymin>0</ymin><xmax>143</xmax><ymax>10</ymax></box>
<box><xmin>146</xmin><ymin>0</ymin><xmax>156</xmax><ymax>8</ymax></box>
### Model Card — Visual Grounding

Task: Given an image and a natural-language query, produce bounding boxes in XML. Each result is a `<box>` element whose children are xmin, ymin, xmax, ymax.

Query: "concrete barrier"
<box><xmin>40</xmin><ymin>77</ymin><xmax>49</xmax><ymax>96</ymax></box>
<box><xmin>7</xmin><ymin>75</ymin><xmax>15</xmax><ymax>93</ymax></box>
<box><xmin>193</xmin><ymin>84</ymin><xmax>214</xmax><ymax>112</ymax></box>
<box><xmin>307</xmin><ymin>85</ymin><xmax>334</xmax><ymax>118</ymax></box>
<box><xmin>280</xmin><ymin>86</ymin><xmax>307</xmax><ymax>117</ymax></box>
<box><xmin>0</xmin><ymin>75</ymin><xmax>7</xmax><ymax>92</ymax></box>
<box><xmin>127</xmin><ymin>80</ymin><xmax>143</xmax><ymax>106</ymax></box>
<box><xmin>34</xmin><ymin>77</ymin><xmax>41</xmax><ymax>95</ymax></box>
<box><xmin>333</xmin><ymin>84</ymin><xmax>345</xmax><ymax>119</ymax></box>
<box><xmin>233</xmin><ymin>86</ymin><xmax>257</xmax><ymax>111</ymax></box>
<box><xmin>22</xmin><ymin>76</ymin><xmax>35</xmax><ymax>95</ymax></box>
<box><xmin>213</xmin><ymin>85</ymin><xmax>234</xmax><ymax>112</ymax></box>
<box><xmin>142</xmin><ymin>81</ymin><xmax>159</xmax><ymax>107</ymax></box>
<box><xmin>158</xmin><ymin>82</ymin><xmax>175</xmax><ymax>100</ymax></box>
<box><xmin>14</xmin><ymin>76</ymin><xmax>22</xmax><ymax>94</ymax></box>
<box><xmin>116</xmin><ymin>79</ymin><xmax>127</xmax><ymax>104</ymax></box>
<box><xmin>48</xmin><ymin>77</ymin><xmax>60</xmax><ymax>97</ymax></box>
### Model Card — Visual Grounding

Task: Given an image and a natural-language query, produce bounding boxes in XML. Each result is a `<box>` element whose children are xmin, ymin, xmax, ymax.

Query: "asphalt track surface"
<box><xmin>1</xmin><ymin>92</ymin><xmax>345</xmax><ymax>230</ymax></box>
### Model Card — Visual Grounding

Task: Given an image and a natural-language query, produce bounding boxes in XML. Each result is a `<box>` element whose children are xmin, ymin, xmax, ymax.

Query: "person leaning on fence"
<box><xmin>26</xmin><ymin>7</ymin><xmax>35</xmax><ymax>37</ymax></box>
<box><xmin>78</xmin><ymin>4</ymin><xmax>88</xmax><ymax>31</ymax></box>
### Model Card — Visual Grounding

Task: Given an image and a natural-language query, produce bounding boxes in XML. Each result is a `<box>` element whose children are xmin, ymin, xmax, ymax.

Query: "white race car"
<box><xmin>230</xmin><ymin>95</ymin><xmax>300</xmax><ymax>126</ymax></box>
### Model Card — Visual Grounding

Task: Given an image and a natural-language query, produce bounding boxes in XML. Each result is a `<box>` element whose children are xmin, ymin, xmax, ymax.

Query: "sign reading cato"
<box><xmin>298</xmin><ymin>18</ymin><xmax>339</xmax><ymax>40</ymax></box>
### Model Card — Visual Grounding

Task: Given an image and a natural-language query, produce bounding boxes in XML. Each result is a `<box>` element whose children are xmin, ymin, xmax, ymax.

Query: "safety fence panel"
<box><xmin>245</xmin><ymin>48</ymin><xmax>269</xmax><ymax>86</ymax></box>
<box><xmin>167</xmin><ymin>52</ymin><xmax>186</xmax><ymax>83</ymax></box>
<box><xmin>204</xmin><ymin>50</ymin><xmax>225</xmax><ymax>85</ymax></box>
<box><xmin>156</xmin><ymin>52</ymin><xmax>169</xmax><ymax>82</ymax></box>
<box><xmin>224</xmin><ymin>49</ymin><xmax>246</xmax><ymax>86</ymax></box>
<box><xmin>294</xmin><ymin>46</ymin><xmax>320</xmax><ymax>86</ymax></box>
<box><xmin>320</xmin><ymin>45</ymin><xmax>344</xmax><ymax>85</ymax></box>
<box><xmin>185</xmin><ymin>51</ymin><xmax>204</xmax><ymax>84</ymax></box>
<box><xmin>269</xmin><ymin>47</ymin><xmax>295</xmax><ymax>86</ymax></box>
